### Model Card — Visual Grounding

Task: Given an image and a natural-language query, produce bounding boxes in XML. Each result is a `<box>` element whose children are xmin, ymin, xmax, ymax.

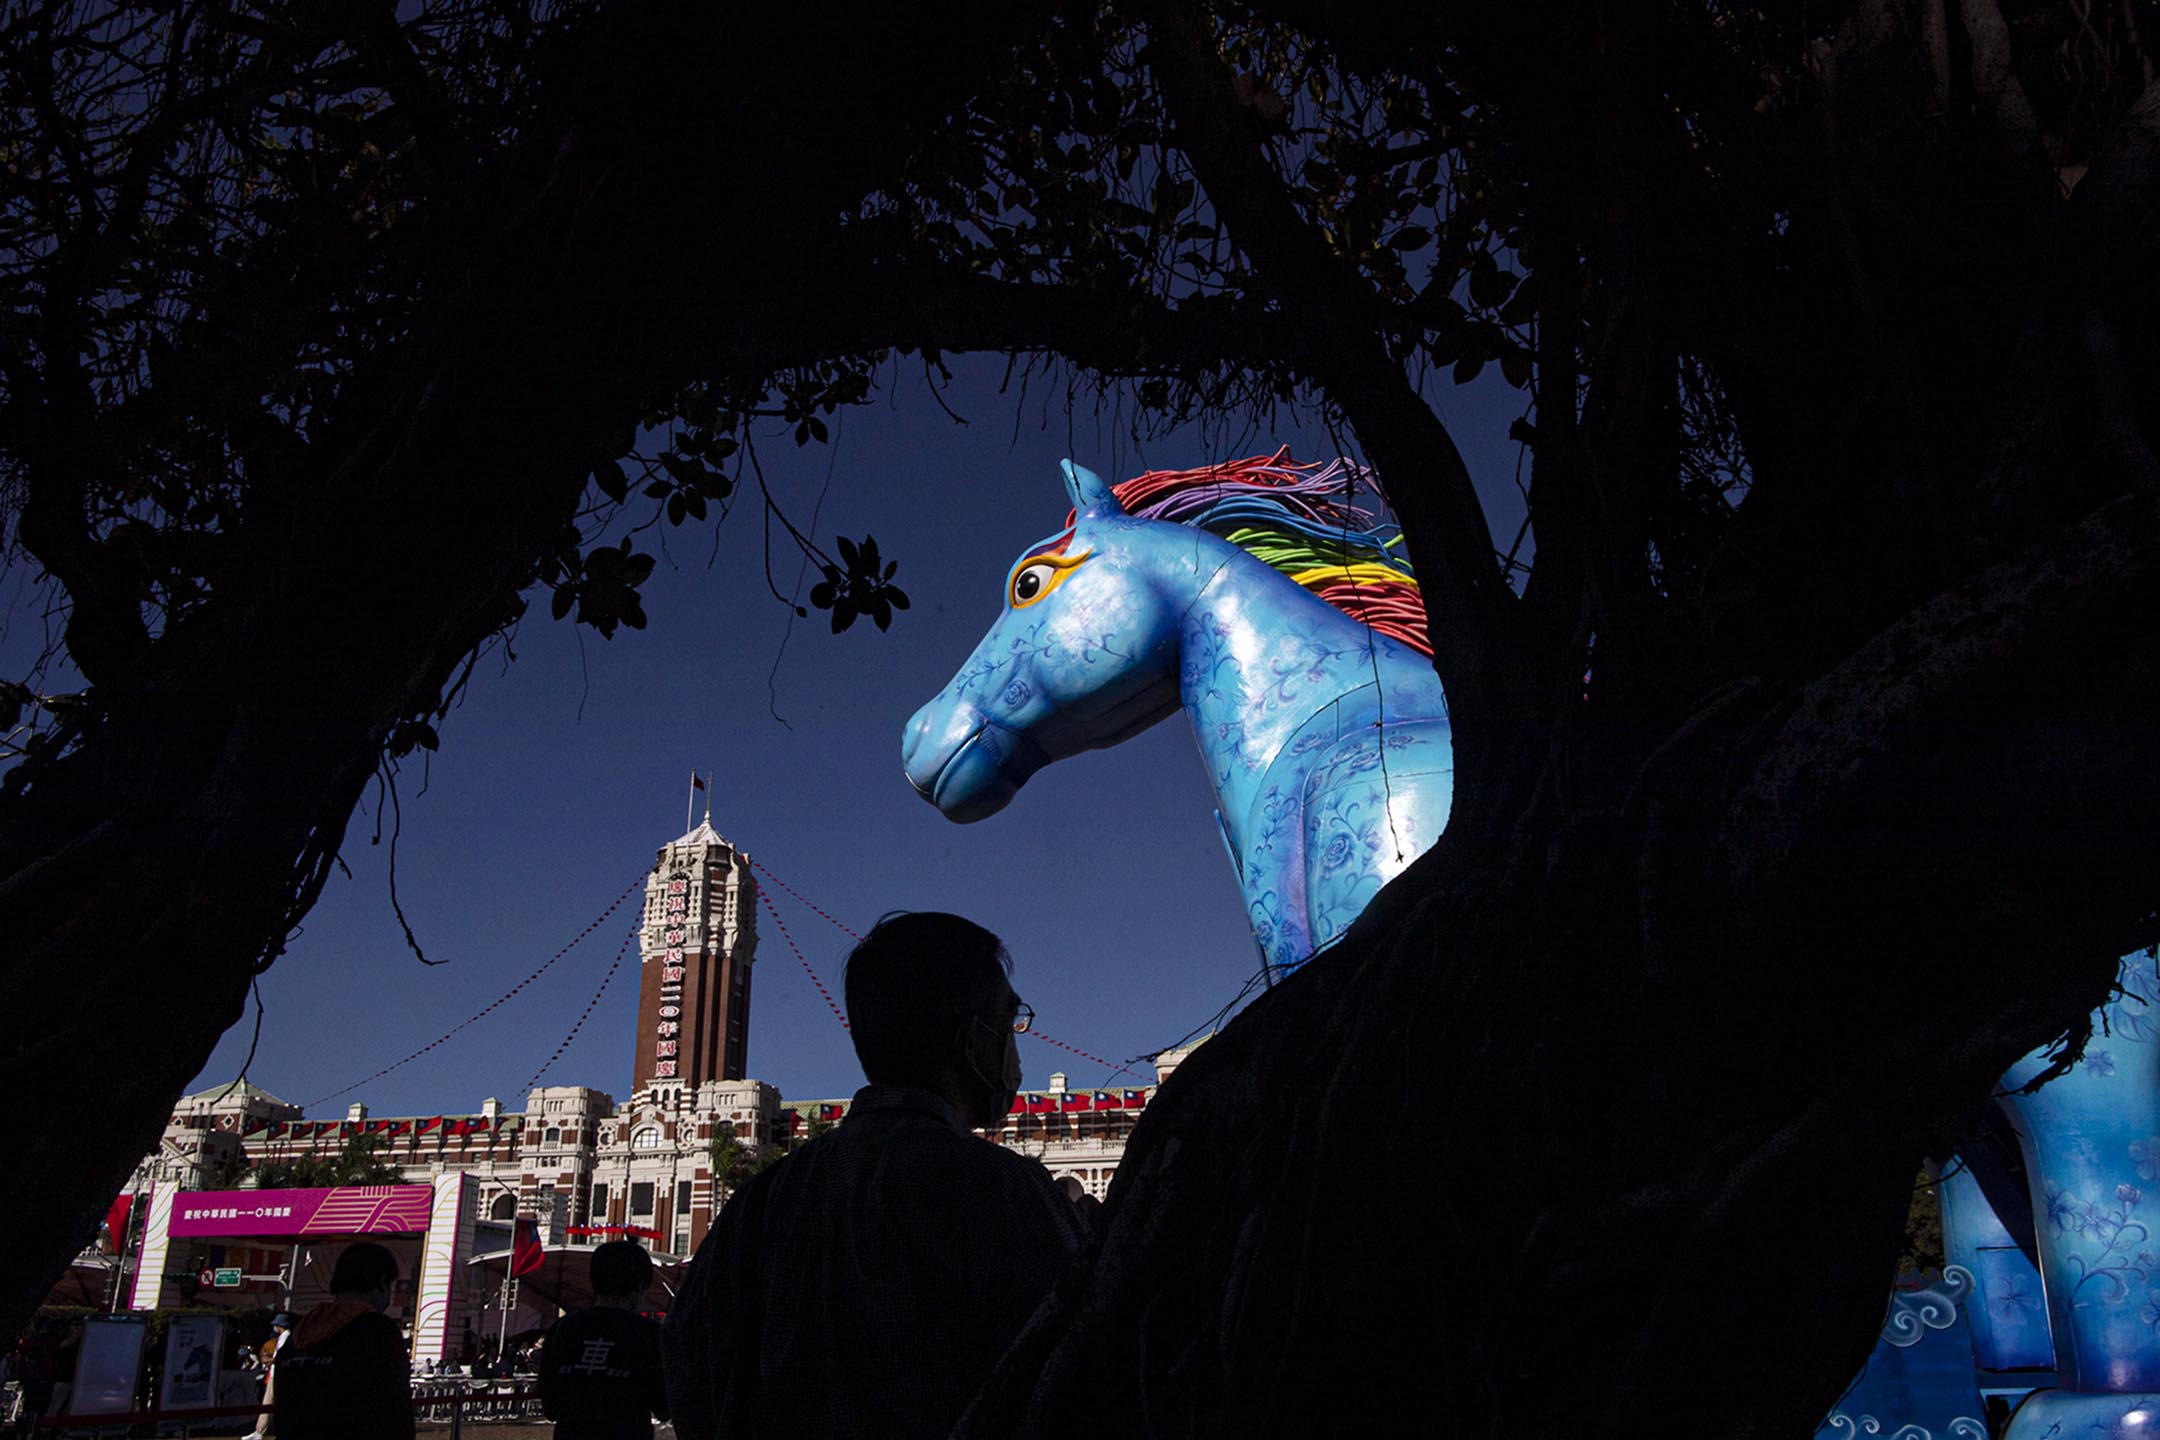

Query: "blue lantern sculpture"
<box><xmin>905</xmin><ymin>453</ymin><xmax>1451</xmax><ymax>972</ymax></box>
<box><xmin>905</xmin><ymin>454</ymin><xmax>2158</xmax><ymax>1437</ymax></box>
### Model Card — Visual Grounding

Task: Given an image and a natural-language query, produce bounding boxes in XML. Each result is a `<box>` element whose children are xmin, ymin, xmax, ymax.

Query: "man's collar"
<box><xmin>848</xmin><ymin>1082</ymin><xmax>966</xmax><ymax>1131</ymax></box>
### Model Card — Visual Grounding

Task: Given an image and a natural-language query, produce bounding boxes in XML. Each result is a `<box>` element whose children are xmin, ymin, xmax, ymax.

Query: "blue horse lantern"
<box><xmin>904</xmin><ymin>452</ymin><xmax>1451</xmax><ymax>971</ymax></box>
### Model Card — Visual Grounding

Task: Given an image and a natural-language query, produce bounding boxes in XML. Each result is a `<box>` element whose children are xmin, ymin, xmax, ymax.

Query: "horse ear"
<box><xmin>1061</xmin><ymin>459</ymin><xmax>1125</xmax><ymax>516</ymax></box>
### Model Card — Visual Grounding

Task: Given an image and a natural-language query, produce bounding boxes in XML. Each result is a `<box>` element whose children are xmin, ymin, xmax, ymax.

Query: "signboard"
<box><xmin>158</xmin><ymin>1314</ymin><xmax>225</xmax><ymax>1411</ymax></box>
<box><xmin>653</xmin><ymin>872</ymin><xmax>694</xmax><ymax>1080</ymax></box>
<box><xmin>213</xmin><ymin>1266</ymin><xmax>242</xmax><ymax>1288</ymax></box>
<box><xmin>68</xmin><ymin>1315</ymin><xmax>148</xmax><ymax>1416</ymax></box>
<box><xmin>169</xmin><ymin>1185</ymin><xmax>435</xmax><ymax>1238</ymax></box>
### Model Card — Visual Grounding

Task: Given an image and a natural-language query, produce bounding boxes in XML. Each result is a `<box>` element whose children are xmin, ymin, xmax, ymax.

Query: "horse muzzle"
<box><xmin>903</xmin><ymin>700</ymin><xmax>1050</xmax><ymax>823</ymax></box>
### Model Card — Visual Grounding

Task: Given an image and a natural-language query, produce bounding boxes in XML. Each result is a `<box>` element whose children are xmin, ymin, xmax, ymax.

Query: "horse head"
<box><xmin>903</xmin><ymin>460</ymin><xmax>1192</xmax><ymax>822</ymax></box>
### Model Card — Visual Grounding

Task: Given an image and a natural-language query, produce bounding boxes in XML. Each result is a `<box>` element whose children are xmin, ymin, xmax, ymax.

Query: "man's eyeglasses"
<box><xmin>1011</xmin><ymin>1002</ymin><xmax>1034</xmax><ymax>1034</ymax></box>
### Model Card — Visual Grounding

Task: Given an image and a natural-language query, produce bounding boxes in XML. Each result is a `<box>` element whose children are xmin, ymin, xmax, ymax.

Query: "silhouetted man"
<box><xmin>271</xmin><ymin>1242</ymin><xmax>414</xmax><ymax>1440</ymax></box>
<box><xmin>539</xmin><ymin>1240</ymin><xmax>669</xmax><ymax>1439</ymax></box>
<box><xmin>662</xmin><ymin>911</ymin><xmax>1086</xmax><ymax>1440</ymax></box>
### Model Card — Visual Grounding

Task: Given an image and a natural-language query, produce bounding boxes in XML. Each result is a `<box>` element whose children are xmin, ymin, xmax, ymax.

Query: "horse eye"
<box><xmin>1011</xmin><ymin>562</ymin><xmax>1057</xmax><ymax>606</ymax></box>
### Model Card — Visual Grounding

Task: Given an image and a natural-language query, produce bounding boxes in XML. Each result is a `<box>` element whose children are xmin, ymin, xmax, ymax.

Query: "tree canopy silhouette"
<box><xmin>2</xmin><ymin>1</ymin><xmax>2156</xmax><ymax>1431</ymax></box>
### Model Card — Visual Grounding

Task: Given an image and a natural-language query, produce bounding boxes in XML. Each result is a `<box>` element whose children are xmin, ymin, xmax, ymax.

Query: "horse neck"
<box><xmin>1174</xmin><ymin>546</ymin><xmax>1434</xmax><ymax>838</ymax></box>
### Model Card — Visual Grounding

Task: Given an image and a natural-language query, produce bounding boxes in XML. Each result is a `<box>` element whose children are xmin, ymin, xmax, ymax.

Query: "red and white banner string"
<box><xmin>755</xmin><ymin>885</ymin><xmax>850</xmax><ymax>1032</ymax></box>
<box><xmin>748</xmin><ymin>856</ymin><xmax>863</xmax><ymax>939</ymax></box>
<box><xmin>306</xmin><ymin>875</ymin><xmax>644</xmax><ymax>1107</ymax></box>
<box><xmin>521</xmin><ymin>917</ymin><xmax>638</xmax><ymax>1094</ymax></box>
<box><xmin>751</xmin><ymin>857</ymin><xmax>1135</xmax><ymax>1080</ymax></box>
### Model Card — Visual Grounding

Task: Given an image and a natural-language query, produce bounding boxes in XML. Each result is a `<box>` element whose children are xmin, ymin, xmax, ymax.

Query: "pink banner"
<box><xmin>169</xmin><ymin>1185</ymin><xmax>435</xmax><ymax>1238</ymax></box>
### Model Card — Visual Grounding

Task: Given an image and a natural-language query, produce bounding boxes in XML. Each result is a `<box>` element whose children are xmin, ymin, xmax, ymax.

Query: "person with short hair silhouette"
<box><xmin>538</xmin><ymin>1239</ymin><xmax>669</xmax><ymax>1439</ymax></box>
<box><xmin>270</xmin><ymin>1241</ymin><xmax>413</xmax><ymax>1440</ymax></box>
<box><xmin>662</xmin><ymin>911</ymin><xmax>1086</xmax><ymax>1440</ymax></box>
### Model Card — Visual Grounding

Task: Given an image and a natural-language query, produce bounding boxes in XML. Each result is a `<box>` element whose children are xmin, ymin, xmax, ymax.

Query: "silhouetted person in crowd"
<box><xmin>662</xmin><ymin>911</ymin><xmax>1086</xmax><ymax>1440</ymax></box>
<box><xmin>270</xmin><ymin>1242</ymin><xmax>414</xmax><ymax>1440</ymax></box>
<box><xmin>538</xmin><ymin>1240</ymin><xmax>669</xmax><ymax>1439</ymax></box>
<box><xmin>10</xmin><ymin>1321</ymin><xmax>57</xmax><ymax>1438</ymax></box>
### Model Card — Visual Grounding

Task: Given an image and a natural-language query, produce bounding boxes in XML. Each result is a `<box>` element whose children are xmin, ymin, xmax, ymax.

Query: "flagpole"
<box><xmin>704</xmin><ymin>763</ymin><xmax>714</xmax><ymax>825</ymax></box>
<box><xmin>685</xmin><ymin>772</ymin><xmax>695</xmax><ymax>833</ymax></box>
<box><xmin>108</xmin><ymin>1191</ymin><xmax>140</xmax><ymax>1313</ymax></box>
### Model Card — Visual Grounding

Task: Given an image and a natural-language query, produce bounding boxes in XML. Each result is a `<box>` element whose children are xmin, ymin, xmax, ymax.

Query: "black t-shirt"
<box><xmin>273</xmin><ymin>1308</ymin><xmax>414</xmax><ymax>1440</ymax></box>
<box><xmin>539</xmin><ymin>1306</ymin><xmax>668</xmax><ymax>1440</ymax></box>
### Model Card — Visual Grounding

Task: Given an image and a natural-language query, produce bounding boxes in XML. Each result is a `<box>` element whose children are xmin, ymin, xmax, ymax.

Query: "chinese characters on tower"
<box><xmin>653</xmin><ymin>877</ymin><xmax>690</xmax><ymax>1078</ymax></box>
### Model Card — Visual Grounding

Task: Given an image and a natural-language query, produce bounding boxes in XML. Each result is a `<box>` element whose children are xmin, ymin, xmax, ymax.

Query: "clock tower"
<box><xmin>633</xmin><ymin>817</ymin><xmax>758</xmax><ymax>1094</ymax></box>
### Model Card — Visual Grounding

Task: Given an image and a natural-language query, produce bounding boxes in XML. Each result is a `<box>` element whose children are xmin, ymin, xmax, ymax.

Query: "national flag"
<box><xmin>1007</xmin><ymin>1097</ymin><xmax>1026</xmax><ymax>1116</ymax></box>
<box><xmin>266</xmin><ymin>1122</ymin><xmax>288</xmax><ymax>1138</ymax></box>
<box><xmin>384</xmin><ymin>1120</ymin><xmax>411</xmax><ymax>1136</ymax></box>
<box><xmin>1093</xmin><ymin>1091</ymin><xmax>1120</xmax><ymax>1109</ymax></box>
<box><xmin>1026</xmin><ymin>1094</ymin><xmax>1054</xmax><ymax>1114</ymax></box>
<box><xmin>101</xmin><ymin>1195</ymin><xmax>134</xmax><ymax>1255</ymax></box>
<box><xmin>1061</xmin><ymin>1094</ymin><xmax>1089</xmax><ymax>1111</ymax></box>
<box><xmin>787</xmin><ymin>1111</ymin><xmax>804</xmax><ymax>1133</ymax></box>
<box><xmin>417</xmin><ymin>1117</ymin><xmax>443</xmax><ymax>1135</ymax></box>
<box><xmin>1123</xmin><ymin>1089</ymin><xmax>1149</xmax><ymax>1108</ymax></box>
<box><xmin>691</xmin><ymin>773</ymin><xmax>707</xmax><ymax>792</ymax></box>
<box><xmin>511</xmin><ymin>1218</ymin><xmax>545</xmax><ymax>1277</ymax></box>
<box><xmin>818</xmin><ymin>1103</ymin><xmax>844</xmax><ymax>1121</ymax></box>
<box><xmin>339</xmin><ymin>1121</ymin><xmax>358</xmax><ymax>1137</ymax></box>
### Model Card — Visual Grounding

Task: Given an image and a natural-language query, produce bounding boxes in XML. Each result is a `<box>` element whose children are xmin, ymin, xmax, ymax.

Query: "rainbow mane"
<box><xmin>1069</xmin><ymin>449</ymin><xmax>1431</xmax><ymax>656</ymax></box>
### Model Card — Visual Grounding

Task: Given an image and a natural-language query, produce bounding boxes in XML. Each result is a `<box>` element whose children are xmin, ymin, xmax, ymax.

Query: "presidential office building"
<box><xmin>133</xmin><ymin>817</ymin><xmax>1175</xmax><ymax>1267</ymax></box>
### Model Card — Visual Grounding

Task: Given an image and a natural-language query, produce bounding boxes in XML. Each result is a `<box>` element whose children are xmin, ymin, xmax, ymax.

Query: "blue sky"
<box><xmin>16</xmin><ymin>356</ymin><xmax>1527</xmax><ymax>1116</ymax></box>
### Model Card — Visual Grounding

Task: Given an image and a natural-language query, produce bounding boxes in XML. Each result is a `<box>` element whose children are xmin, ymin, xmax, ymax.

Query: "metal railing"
<box><xmin>412</xmin><ymin>1375</ymin><xmax>546</xmax><ymax>1428</ymax></box>
<box><xmin>10</xmin><ymin>1376</ymin><xmax>546</xmax><ymax>1436</ymax></box>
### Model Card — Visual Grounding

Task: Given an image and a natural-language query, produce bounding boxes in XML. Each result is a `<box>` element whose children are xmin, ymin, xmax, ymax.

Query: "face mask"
<box><xmin>965</xmin><ymin>1020</ymin><xmax>1021</xmax><ymax>1118</ymax></box>
<box><xmin>999</xmin><ymin>1034</ymin><xmax>1022</xmax><ymax>1100</ymax></box>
